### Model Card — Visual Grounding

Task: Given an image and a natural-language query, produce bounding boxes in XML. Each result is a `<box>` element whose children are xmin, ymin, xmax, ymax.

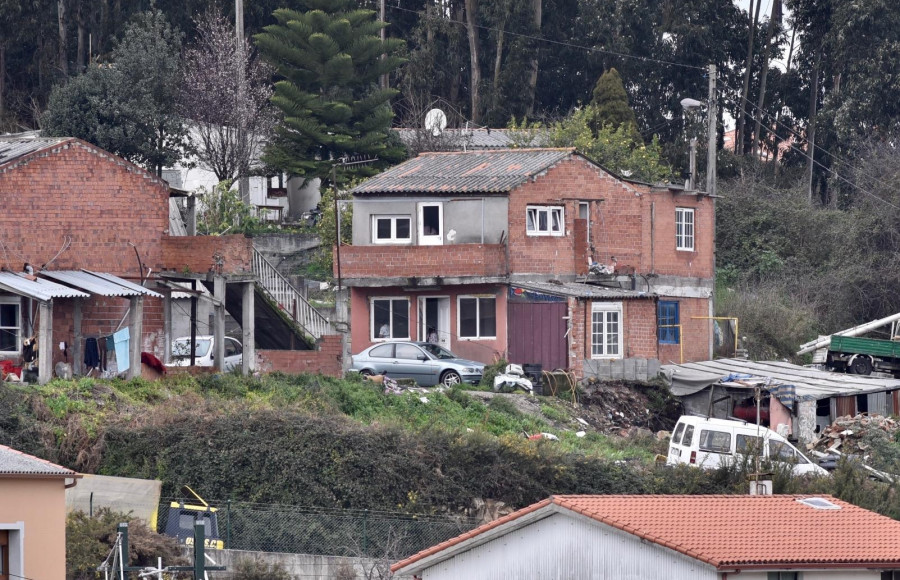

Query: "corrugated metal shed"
<box><xmin>352</xmin><ymin>149</ymin><xmax>575</xmax><ymax>194</ymax></box>
<box><xmin>40</xmin><ymin>270</ymin><xmax>162</xmax><ymax>298</ymax></box>
<box><xmin>661</xmin><ymin>358</ymin><xmax>900</xmax><ymax>400</ymax></box>
<box><xmin>0</xmin><ymin>137</ymin><xmax>68</xmax><ymax>167</ymax></box>
<box><xmin>0</xmin><ymin>272</ymin><xmax>89</xmax><ymax>301</ymax></box>
<box><xmin>512</xmin><ymin>281</ymin><xmax>651</xmax><ymax>299</ymax></box>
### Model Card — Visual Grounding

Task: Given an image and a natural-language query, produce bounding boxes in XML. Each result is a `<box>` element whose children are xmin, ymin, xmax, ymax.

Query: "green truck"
<box><xmin>825</xmin><ymin>335</ymin><xmax>900</xmax><ymax>376</ymax></box>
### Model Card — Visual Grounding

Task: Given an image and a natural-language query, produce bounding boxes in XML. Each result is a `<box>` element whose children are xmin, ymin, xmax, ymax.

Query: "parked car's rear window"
<box><xmin>369</xmin><ymin>344</ymin><xmax>393</xmax><ymax>358</ymax></box>
<box><xmin>682</xmin><ymin>425</ymin><xmax>695</xmax><ymax>447</ymax></box>
<box><xmin>699</xmin><ymin>429</ymin><xmax>732</xmax><ymax>454</ymax></box>
<box><xmin>671</xmin><ymin>423</ymin><xmax>686</xmax><ymax>445</ymax></box>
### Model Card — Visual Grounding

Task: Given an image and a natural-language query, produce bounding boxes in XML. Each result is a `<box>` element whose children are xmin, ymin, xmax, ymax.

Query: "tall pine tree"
<box><xmin>255</xmin><ymin>0</ymin><xmax>405</xmax><ymax>183</ymax></box>
<box><xmin>590</xmin><ymin>68</ymin><xmax>641</xmax><ymax>143</ymax></box>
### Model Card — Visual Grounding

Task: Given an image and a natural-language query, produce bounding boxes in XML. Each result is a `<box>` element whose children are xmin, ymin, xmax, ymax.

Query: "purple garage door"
<box><xmin>507</xmin><ymin>302</ymin><xmax>568</xmax><ymax>371</ymax></box>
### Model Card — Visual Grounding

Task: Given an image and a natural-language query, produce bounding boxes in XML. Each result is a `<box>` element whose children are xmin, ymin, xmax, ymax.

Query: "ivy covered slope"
<box><xmin>1</xmin><ymin>374</ymin><xmax>895</xmax><ymax>517</ymax></box>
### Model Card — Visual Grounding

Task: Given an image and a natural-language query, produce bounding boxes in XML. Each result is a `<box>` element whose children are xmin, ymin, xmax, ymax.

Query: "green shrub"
<box><xmin>478</xmin><ymin>358</ymin><xmax>508</xmax><ymax>389</ymax></box>
<box><xmin>233</xmin><ymin>557</ymin><xmax>292</xmax><ymax>580</ymax></box>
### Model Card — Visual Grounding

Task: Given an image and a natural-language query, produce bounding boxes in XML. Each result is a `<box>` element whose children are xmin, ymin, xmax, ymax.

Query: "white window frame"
<box><xmin>370</xmin><ymin>297</ymin><xmax>410</xmax><ymax>341</ymax></box>
<box><xmin>578</xmin><ymin>201</ymin><xmax>591</xmax><ymax>239</ymax></box>
<box><xmin>372</xmin><ymin>215</ymin><xmax>412</xmax><ymax>244</ymax></box>
<box><xmin>457</xmin><ymin>295</ymin><xmax>497</xmax><ymax>340</ymax></box>
<box><xmin>676</xmin><ymin>207</ymin><xmax>695</xmax><ymax>251</ymax></box>
<box><xmin>591</xmin><ymin>302</ymin><xmax>623</xmax><ymax>359</ymax></box>
<box><xmin>0</xmin><ymin>297</ymin><xmax>21</xmax><ymax>355</ymax></box>
<box><xmin>0</xmin><ymin>523</ymin><xmax>23</xmax><ymax>580</ymax></box>
<box><xmin>417</xmin><ymin>202</ymin><xmax>443</xmax><ymax>246</ymax></box>
<box><xmin>526</xmin><ymin>205</ymin><xmax>565</xmax><ymax>237</ymax></box>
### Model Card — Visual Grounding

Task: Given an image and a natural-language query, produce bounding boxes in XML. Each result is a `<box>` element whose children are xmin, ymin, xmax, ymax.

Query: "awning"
<box><xmin>40</xmin><ymin>270</ymin><xmax>162</xmax><ymax>299</ymax></box>
<box><xmin>661</xmin><ymin>358</ymin><xmax>900</xmax><ymax>401</ymax></box>
<box><xmin>512</xmin><ymin>281</ymin><xmax>651</xmax><ymax>299</ymax></box>
<box><xmin>0</xmin><ymin>272</ymin><xmax>89</xmax><ymax>302</ymax></box>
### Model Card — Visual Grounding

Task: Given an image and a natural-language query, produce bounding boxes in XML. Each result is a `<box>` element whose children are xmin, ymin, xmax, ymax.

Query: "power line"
<box><xmin>386</xmin><ymin>4</ymin><xmax>707</xmax><ymax>72</ymax></box>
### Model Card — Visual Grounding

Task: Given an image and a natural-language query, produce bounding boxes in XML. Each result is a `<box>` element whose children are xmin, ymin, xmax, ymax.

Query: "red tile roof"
<box><xmin>392</xmin><ymin>494</ymin><xmax>900</xmax><ymax>573</ymax></box>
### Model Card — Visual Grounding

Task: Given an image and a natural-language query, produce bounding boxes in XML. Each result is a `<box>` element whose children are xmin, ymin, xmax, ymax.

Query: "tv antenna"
<box><xmin>424</xmin><ymin>108</ymin><xmax>448</xmax><ymax>137</ymax></box>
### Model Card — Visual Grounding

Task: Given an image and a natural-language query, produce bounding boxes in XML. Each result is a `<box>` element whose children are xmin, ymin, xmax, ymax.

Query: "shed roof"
<box><xmin>393</xmin><ymin>494</ymin><xmax>900</xmax><ymax>574</ymax></box>
<box><xmin>0</xmin><ymin>444</ymin><xmax>77</xmax><ymax>478</ymax></box>
<box><xmin>352</xmin><ymin>148</ymin><xmax>577</xmax><ymax>194</ymax></box>
<box><xmin>394</xmin><ymin>128</ymin><xmax>548</xmax><ymax>151</ymax></box>
<box><xmin>661</xmin><ymin>358</ymin><xmax>900</xmax><ymax>400</ymax></box>
<box><xmin>41</xmin><ymin>270</ymin><xmax>162</xmax><ymax>298</ymax></box>
<box><xmin>0</xmin><ymin>137</ymin><xmax>68</xmax><ymax>167</ymax></box>
<box><xmin>0</xmin><ymin>272</ymin><xmax>89</xmax><ymax>301</ymax></box>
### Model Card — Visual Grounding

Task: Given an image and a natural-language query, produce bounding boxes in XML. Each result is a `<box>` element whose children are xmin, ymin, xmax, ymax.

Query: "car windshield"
<box><xmin>420</xmin><ymin>343</ymin><xmax>458</xmax><ymax>360</ymax></box>
<box><xmin>172</xmin><ymin>338</ymin><xmax>211</xmax><ymax>358</ymax></box>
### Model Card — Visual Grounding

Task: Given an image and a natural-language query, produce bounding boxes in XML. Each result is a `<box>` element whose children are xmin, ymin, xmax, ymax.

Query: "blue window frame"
<box><xmin>658</xmin><ymin>301</ymin><xmax>680</xmax><ymax>344</ymax></box>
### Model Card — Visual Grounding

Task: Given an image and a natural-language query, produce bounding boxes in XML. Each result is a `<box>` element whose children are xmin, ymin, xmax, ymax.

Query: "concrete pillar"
<box><xmin>128</xmin><ymin>296</ymin><xmax>143</xmax><ymax>380</ymax></box>
<box><xmin>241</xmin><ymin>281</ymin><xmax>255</xmax><ymax>375</ymax></box>
<box><xmin>335</xmin><ymin>288</ymin><xmax>351</xmax><ymax>373</ymax></box>
<box><xmin>73</xmin><ymin>298</ymin><xmax>83</xmax><ymax>375</ymax></box>
<box><xmin>186</xmin><ymin>196</ymin><xmax>197</xmax><ymax>236</ymax></box>
<box><xmin>37</xmin><ymin>300</ymin><xmax>53</xmax><ymax>385</ymax></box>
<box><xmin>213</xmin><ymin>276</ymin><xmax>226</xmax><ymax>372</ymax></box>
<box><xmin>163</xmin><ymin>290</ymin><xmax>172</xmax><ymax>365</ymax></box>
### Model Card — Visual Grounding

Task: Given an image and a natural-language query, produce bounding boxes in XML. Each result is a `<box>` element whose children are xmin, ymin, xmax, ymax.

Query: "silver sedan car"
<box><xmin>350</xmin><ymin>341</ymin><xmax>485</xmax><ymax>387</ymax></box>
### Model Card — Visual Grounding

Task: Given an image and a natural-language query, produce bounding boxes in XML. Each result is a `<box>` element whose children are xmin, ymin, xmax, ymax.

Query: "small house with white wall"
<box><xmin>393</xmin><ymin>494</ymin><xmax>900</xmax><ymax>580</ymax></box>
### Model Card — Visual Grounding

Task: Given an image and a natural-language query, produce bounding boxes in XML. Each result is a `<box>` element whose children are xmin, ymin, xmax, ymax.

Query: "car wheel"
<box><xmin>359</xmin><ymin>369</ymin><xmax>374</xmax><ymax>377</ymax></box>
<box><xmin>441</xmin><ymin>371</ymin><xmax>462</xmax><ymax>387</ymax></box>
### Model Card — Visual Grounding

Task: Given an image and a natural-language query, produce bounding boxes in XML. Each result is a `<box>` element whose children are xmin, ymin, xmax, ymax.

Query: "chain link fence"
<box><xmin>158</xmin><ymin>499</ymin><xmax>481</xmax><ymax>561</ymax></box>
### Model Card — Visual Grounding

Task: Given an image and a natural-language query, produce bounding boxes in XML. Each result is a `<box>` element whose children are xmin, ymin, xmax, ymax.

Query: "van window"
<box><xmin>736</xmin><ymin>434</ymin><xmax>763</xmax><ymax>455</ymax></box>
<box><xmin>682</xmin><ymin>425</ymin><xmax>695</xmax><ymax>447</ymax></box>
<box><xmin>672</xmin><ymin>423</ymin><xmax>686</xmax><ymax>445</ymax></box>
<box><xmin>699</xmin><ymin>430</ymin><xmax>732</xmax><ymax>453</ymax></box>
<box><xmin>769</xmin><ymin>441</ymin><xmax>796</xmax><ymax>462</ymax></box>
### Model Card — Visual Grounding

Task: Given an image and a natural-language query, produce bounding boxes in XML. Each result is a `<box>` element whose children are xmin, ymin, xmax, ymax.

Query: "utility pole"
<box><xmin>235</xmin><ymin>0</ymin><xmax>250</xmax><ymax>205</ymax></box>
<box><xmin>235</xmin><ymin>0</ymin><xmax>244</xmax><ymax>47</ymax></box>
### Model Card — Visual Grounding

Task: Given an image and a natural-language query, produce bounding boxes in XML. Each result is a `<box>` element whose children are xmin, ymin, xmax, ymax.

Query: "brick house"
<box><xmin>0</xmin><ymin>136</ymin><xmax>269</xmax><ymax>382</ymax></box>
<box><xmin>338</xmin><ymin>148</ymin><xmax>714</xmax><ymax>379</ymax></box>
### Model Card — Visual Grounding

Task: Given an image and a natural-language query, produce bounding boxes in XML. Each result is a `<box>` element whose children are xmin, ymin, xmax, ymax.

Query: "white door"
<box><xmin>418</xmin><ymin>203</ymin><xmax>443</xmax><ymax>246</ymax></box>
<box><xmin>419</xmin><ymin>297</ymin><xmax>451</xmax><ymax>350</ymax></box>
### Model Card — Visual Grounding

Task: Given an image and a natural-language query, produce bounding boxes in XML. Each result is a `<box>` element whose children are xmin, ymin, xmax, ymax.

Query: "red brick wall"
<box><xmin>256</xmin><ymin>335</ymin><xmax>343</xmax><ymax>377</ymax></box>
<box><xmin>657</xmin><ymin>296</ymin><xmax>712</xmax><ymax>364</ymax></box>
<box><xmin>505</xmin><ymin>157</ymin><xmax>714</xmax><ymax>279</ymax></box>
<box><xmin>0</xmin><ymin>139</ymin><xmax>169</xmax><ymax>275</ymax></box>
<box><xmin>338</xmin><ymin>244</ymin><xmax>507</xmax><ymax>279</ymax></box>
<box><xmin>161</xmin><ymin>234</ymin><xmax>253</xmax><ymax>275</ymax></box>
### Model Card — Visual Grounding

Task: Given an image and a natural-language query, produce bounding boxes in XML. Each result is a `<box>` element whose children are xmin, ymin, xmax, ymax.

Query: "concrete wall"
<box><xmin>287</xmin><ymin>176</ymin><xmax>321</xmax><ymax>218</ymax></box>
<box><xmin>350</xmin><ymin>197</ymin><xmax>508</xmax><ymax>246</ymax></box>
<box><xmin>582</xmin><ymin>358</ymin><xmax>661</xmax><ymax>382</ymax></box>
<box><xmin>193</xmin><ymin>548</ymin><xmax>411</xmax><ymax>580</ymax></box>
<box><xmin>0</xmin><ymin>477</ymin><xmax>69</xmax><ymax>580</ymax></box>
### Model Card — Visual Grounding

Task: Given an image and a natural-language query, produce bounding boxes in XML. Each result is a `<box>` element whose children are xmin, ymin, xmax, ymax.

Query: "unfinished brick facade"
<box><xmin>341</xmin><ymin>150</ymin><xmax>715</xmax><ymax>376</ymax></box>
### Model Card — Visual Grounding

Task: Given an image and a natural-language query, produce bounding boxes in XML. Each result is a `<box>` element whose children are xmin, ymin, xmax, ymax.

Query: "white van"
<box><xmin>169</xmin><ymin>336</ymin><xmax>243</xmax><ymax>372</ymax></box>
<box><xmin>666</xmin><ymin>415</ymin><xmax>828</xmax><ymax>476</ymax></box>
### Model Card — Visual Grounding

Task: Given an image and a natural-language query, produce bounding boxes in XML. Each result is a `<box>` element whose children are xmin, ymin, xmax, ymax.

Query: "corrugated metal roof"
<box><xmin>0</xmin><ymin>272</ymin><xmax>89</xmax><ymax>301</ymax></box>
<box><xmin>395</xmin><ymin>128</ymin><xmax>548</xmax><ymax>150</ymax></box>
<box><xmin>40</xmin><ymin>270</ymin><xmax>162</xmax><ymax>298</ymax></box>
<box><xmin>661</xmin><ymin>358</ymin><xmax>900</xmax><ymax>400</ymax></box>
<box><xmin>0</xmin><ymin>444</ymin><xmax>77</xmax><ymax>477</ymax></box>
<box><xmin>0</xmin><ymin>137</ymin><xmax>68</xmax><ymax>167</ymax></box>
<box><xmin>512</xmin><ymin>281</ymin><xmax>651</xmax><ymax>299</ymax></box>
<box><xmin>352</xmin><ymin>149</ymin><xmax>575</xmax><ymax>194</ymax></box>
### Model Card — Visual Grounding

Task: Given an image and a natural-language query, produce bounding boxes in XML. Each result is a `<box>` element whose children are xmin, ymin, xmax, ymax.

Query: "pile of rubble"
<box><xmin>808</xmin><ymin>414</ymin><xmax>899</xmax><ymax>456</ymax></box>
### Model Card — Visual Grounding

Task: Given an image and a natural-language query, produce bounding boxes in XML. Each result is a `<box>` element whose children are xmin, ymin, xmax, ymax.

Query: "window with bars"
<box><xmin>591</xmin><ymin>302</ymin><xmax>622</xmax><ymax>359</ymax></box>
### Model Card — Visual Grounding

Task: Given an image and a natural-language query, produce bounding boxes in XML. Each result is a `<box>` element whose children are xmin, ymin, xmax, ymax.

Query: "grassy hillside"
<box><xmin>4</xmin><ymin>373</ymin><xmax>900</xmax><ymax>519</ymax></box>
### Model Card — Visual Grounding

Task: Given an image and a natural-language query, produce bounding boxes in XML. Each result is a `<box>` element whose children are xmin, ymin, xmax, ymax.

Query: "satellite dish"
<box><xmin>424</xmin><ymin>108</ymin><xmax>448</xmax><ymax>137</ymax></box>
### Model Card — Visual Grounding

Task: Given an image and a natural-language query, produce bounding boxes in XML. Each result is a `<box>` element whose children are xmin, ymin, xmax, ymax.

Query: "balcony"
<box><xmin>337</xmin><ymin>244</ymin><xmax>508</xmax><ymax>282</ymax></box>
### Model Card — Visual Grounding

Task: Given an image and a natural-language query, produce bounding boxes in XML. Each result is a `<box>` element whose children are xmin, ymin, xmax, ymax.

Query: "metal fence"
<box><xmin>158</xmin><ymin>499</ymin><xmax>481</xmax><ymax>560</ymax></box>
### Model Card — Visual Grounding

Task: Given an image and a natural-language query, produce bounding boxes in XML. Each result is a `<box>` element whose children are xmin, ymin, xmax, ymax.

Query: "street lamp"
<box><xmin>678</xmin><ymin>65</ymin><xmax>717</xmax><ymax>197</ymax></box>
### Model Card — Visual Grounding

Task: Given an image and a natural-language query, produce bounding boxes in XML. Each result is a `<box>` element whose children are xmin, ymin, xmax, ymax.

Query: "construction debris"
<box><xmin>808</xmin><ymin>414</ymin><xmax>899</xmax><ymax>456</ymax></box>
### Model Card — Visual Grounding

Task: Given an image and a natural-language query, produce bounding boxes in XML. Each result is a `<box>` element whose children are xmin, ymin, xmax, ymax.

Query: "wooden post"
<box><xmin>128</xmin><ymin>296</ymin><xmax>143</xmax><ymax>379</ymax></box>
<box><xmin>213</xmin><ymin>276</ymin><xmax>226</xmax><ymax>372</ymax></box>
<box><xmin>241</xmin><ymin>282</ymin><xmax>255</xmax><ymax>375</ymax></box>
<box><xmin>38</xmin><ymin>300</ymin><xmax>53</xmax><ymax>385</ymax></box>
